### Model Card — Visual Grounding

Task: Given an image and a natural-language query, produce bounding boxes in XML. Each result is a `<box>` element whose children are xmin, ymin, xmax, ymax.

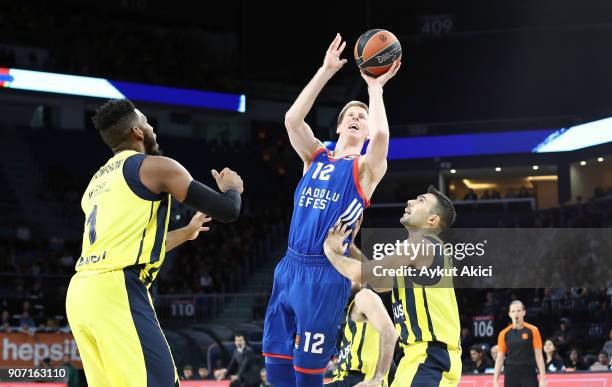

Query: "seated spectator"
<box><xmin>197</xmin><ymin>365</ymin><xmax>210</xmax><ymax>380</ymax></box>
<box><xmin>464</xmin><ymin>189</ymin><xmax>477</xmax><ymax>201</ymax></box>
<box><xmin>18</xmin><ymin>311</ymin><xmax>36</xmax><ymax>335</ymax></box>
<box><xmin>481</xmin><ymin>190</ymin><xmax>491</xmax><ymax>200</ymax></box>
<box><xmin>490</xmin><ymin>345</ymin><xmax>499</xmax><ymax>364</ymax></box>
<box><xmin>0</xmin><ymin>310</ymin><xmax>11</xmax><ymax>332</ymax></box>
<box><xmin>490</xmin><ymin>189</ymin><xmax>501</xmax><ymax>199</ymax></box>
<box><xmin>543</xmin><ymin>339</ymin><xmax>565</xmax><ymax>372</ymax></box>
<box><xmin>590</xmin><ymin>351</ymin><xmax>611</xmax><ymax>371</ymax></box>
<box><xmin>215</xmin><ymin>334</ymin><xmax>259</xmax><ymax>387</ymax></box>
<box><xmin>565</xmin><ymin>348</ymin><xmax>587</xmax><ymax>371</ymax></box>
<box><xmin>552</xmin><ymin>319</ymin><xmax>574</xmax><ymax>357</ymax></box>
<box><xmin>259</xmin><ymin>368</ymin><xmax>271</xmax><ymax>387</ymax></box>
<box><xmin>603</xmin><ymin>328</ymin><xmax>612</xmax><ymax>358</ymax></box>
<box><xmin>460</xmin><ymin>328</ymin><xmax>474</xmax><ymax>359</ymax></box>
<box><xmin>181</xmin><ymin>364</ymin><xmax>195</xmax><ymax>381</ymax></box>
<box><xmin>518</xmin><ymin>186</ymin><xmax>530</xmax><ymax>198</ymax></box>
<box><xmin>463</xmin><ymin>345</ymin><xmax>492</xmax><ymax>374</ymax></box>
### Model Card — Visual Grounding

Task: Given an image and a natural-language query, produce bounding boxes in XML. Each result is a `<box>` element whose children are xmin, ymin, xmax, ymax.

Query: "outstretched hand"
<box><xmin>361</xmin><ymin>60</ymin><xmax>401</xmax><ymax>89</ymax></box>
<box><xmin>323</xmin><ymin>33</ymin><xmax>348</xmax><ymax>72</ymax></box>
<box><xmin>184</xmin><ymin>212</ymin><xmax>212</xmax><ymax>241</ymax></box>
<box><xmin>324</xmin><ymin>223</ymin><xmax>352</xmax><ymax>256</ymax></box>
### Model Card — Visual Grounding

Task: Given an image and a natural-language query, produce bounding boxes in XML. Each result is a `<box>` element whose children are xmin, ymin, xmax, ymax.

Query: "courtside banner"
<box><xmin>459</xmin><ymin>372</ymin><xmax>612</xmax><ymax>386</ymax></box>
<box><xmin>0</xmin><ymin>333</ymin><xmax>81</xmax><ymax>368</ymax></box>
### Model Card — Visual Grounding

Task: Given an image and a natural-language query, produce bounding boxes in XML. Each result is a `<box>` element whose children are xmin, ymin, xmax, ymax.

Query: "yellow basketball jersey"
<box><xmin>77</xmin><ymin>150</ymin><xmax>170</xmax><ymax>287</ymax></box>
<box><xmin>391</xmin><ymin>235</ymin><xmax>461</xmax><ymax>350</ymax></box>
<box><xmin>333</xmin><ymin>299</ymin><xmax>385</xmax><ymax>383</ymax></box>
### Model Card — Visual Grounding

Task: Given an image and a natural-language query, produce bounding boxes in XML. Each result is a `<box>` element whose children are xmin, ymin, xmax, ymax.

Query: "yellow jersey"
<box><xmin>391</xmin><ymin>235</ymin><xmax>461</xmax><ymax>350</ymax></box>
<box><xmin>77</xmin><ymin>150</ymin><xmax>171</xmax><ymax>287</ymax></box>
<box><xmin>333</xmin><ymin>299</ymin><xmax>386</xmax><ymax>383</ymax></box>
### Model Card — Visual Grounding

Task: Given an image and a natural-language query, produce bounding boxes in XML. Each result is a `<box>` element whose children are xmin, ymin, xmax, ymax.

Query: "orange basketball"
<box><xmin>354</xmin><ymin>29</ymin><xmax>402</xmax><ymax>77</ymax></box>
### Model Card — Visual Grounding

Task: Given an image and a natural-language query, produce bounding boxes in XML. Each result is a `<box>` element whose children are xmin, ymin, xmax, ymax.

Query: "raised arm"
<box><xmin>360</xmin><ymin>61</ymin><xmax>401</xmax><ymax>189</ymax></box>
<box><xmin>351</xmin><ymin>288</ymin><xmax>398</xmax><ymax>387</ymax></box>
<box><xmin>140</xmin><ymin>156</ymin><xmax>243</xmax><ymax>223</ymax></box>
<box><xmin>285</xmin><ymin>34</ymin><xmax>347</xmax><ymax>166</ymax></box>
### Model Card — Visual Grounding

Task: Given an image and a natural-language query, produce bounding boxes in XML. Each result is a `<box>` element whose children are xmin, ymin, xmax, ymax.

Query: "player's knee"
<box><xmin>265</xmin><ymin>362</ymin><xmax>295</xmax><ymax>387</ymax></box>
<box><xmin>295</xmin><ymin>371</ymin><xmax>324</xmax><ymax>387</ymax></box>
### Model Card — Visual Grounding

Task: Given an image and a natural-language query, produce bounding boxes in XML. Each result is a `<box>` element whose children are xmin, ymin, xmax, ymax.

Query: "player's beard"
<box><xmin>143</xmin><ymin>131</ymin><xmax>162</xmax><ymax>155</ymax></box>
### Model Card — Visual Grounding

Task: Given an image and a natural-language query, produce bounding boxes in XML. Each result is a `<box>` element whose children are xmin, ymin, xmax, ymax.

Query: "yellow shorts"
<box><xmin>66</xmin><ymin>266</ymin><xmax>178</xmax><ymax>387</ymax></box>
<box><xmin>391</xmin><ymin>341</ymin><xmax>461</xmax><ymax>387</ymax></box>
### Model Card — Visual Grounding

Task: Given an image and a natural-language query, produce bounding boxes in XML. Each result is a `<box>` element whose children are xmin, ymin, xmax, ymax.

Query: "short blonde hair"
<box><xmin>337</xmin><ymin>101</ymin><xmax>368</xmax><ymax>127</ymax></box>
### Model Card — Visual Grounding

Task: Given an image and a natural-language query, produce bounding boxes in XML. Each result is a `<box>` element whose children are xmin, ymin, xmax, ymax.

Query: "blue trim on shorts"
<box><xmin>412</xmin><ymin>342</ymin><xmax>451</xmax><ymax>386</ymax></box>
<box><xmin>124</xmin><ymin>268</ymin><xmax>175</xmax><ymax>387</ymax></box>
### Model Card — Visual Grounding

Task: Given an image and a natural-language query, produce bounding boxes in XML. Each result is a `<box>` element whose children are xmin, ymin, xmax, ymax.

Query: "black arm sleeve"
<box><xmin>183</xmin><ymin>180</ymin><xmax>241</xmax><ymax>223</ymax></box>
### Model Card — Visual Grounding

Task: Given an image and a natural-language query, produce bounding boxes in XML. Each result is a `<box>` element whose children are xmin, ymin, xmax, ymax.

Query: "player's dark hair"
<box><xmin>470</xmin><ymin>345</ymin><xmax>484</xmax><ymax>354</ymax></box>
<box><xmin>427</xmin><ymin>185</ymin><xmax>456</xmax><ymax>229</ymax></box>
<box><xmin>92</xmin><ymin>99</ymin><xmax>137</xmax><ymax>149</ymax></box>
<box><xmin>337</xmin><ymin>100</ymin><xmax>369</xmax><ymax>127</ymax></box>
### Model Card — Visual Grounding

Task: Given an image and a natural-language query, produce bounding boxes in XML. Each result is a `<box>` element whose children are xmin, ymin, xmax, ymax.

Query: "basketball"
<box><xmin>354</xmin><ymin>29</ymin><xmax>402</xmax><ymax>77</ymax></box>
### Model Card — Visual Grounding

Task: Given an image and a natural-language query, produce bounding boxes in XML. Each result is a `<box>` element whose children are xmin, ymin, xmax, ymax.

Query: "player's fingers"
<box><xmin>337</xmin><ymin>40</ymin><xmax>346</xmax><ymax>54</ymax></box>
<box><xmin>200</xmin><ymin>227</ymin><xmax>210</xmax><ymax>232</ymax></box>
<box><xmin>334</xmin><ymin>34</ymin><xmax>342</xmax><ymax>50</ymax></box>
<box><xmin>340</xmin><ymin>59</ymin><xmax>347</xmax><ymax>65</ymax></box>
<box><xmin>328</xmin><ymin>33</ymin><xmax>340</xmax><ymax>50</ymax></box>
<box><xmin>342</xmin><ymin>243</ymin><xmax>348</xmax><ymax>251</ymax></box>
<box><xmin>211</xmin><ymin>169</ymin><xmax>220</xmax><ymax>180</ymax></box>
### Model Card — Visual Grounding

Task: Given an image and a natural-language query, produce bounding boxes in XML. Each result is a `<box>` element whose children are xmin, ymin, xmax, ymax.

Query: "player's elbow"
<box><xmin>284</xmin><ymin>112</ymin><xmax>303</xmax><ymax>130</ymax></box>
<box><xmin>216</xmin><ymin>204</ymin><xmax>241</xmax><ymax>223</ymax></box>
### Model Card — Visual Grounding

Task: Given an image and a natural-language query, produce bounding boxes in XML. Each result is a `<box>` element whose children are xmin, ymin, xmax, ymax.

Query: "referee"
<box><xmin>493</xmin><ymin>300</ymin><xmax>546</xmax><ymax>387</ymax></box>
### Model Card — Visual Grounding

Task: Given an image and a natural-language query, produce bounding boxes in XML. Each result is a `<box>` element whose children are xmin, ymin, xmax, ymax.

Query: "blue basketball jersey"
<box><xmin>288</xmin><ymin>148</ymin><xmax>369</xmax><ymax>256</ymax></box>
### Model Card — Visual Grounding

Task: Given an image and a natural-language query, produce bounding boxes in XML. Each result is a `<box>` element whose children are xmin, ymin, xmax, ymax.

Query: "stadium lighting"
<box><xmin>580</xmin><ymin>161</ymin><xmax>587</xmax><ymax>166</ymax></box>
<box><xmin>495</xmin><ymin>167</ymin><xmax>501</xmax><ymax>172</ymax></box>
<box><xmin>450</xmin><ymin>169</ymin><xmax>456</xmax><ymax>174</ymax></box>
<box><xmin>598</xmin><ymin>157</ymin><xmax>604</xmax><ymax>162</ymax></box>
<box><xmin>532</xmin><ymin>165</ymin><xmax>539</xmax><ymax>170</ymax></box>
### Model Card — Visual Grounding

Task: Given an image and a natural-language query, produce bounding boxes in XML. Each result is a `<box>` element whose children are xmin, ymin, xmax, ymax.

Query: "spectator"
<box><xmin>552</xmin><ymin>319</ymin><xmax>574</xmax><ymax>356</ymax></box>
<box><xmin>491</xmin><ymin>189</ymin><xmax>501</xmax><ymax>199</ymax></box>
<box><xmin>197</xmin><ymin>365</ymin><xmax>210</xmax><ymax>380</ymax></box>
<box><xmin>41</xmin><ymin>357</ymin><xmax>52</xmax><ymax>367</ymax></box>
<box><xmin>18</xmin><ymin>311</ymin><xmax>35</xmax><ymax>335</ymax></box>
<box><xmin>215</xmin><ymin>334</ymin><xmax>259</xmax><ymax>387</ymax></box>
<box><xmin>259</xmin><ymin>368</ymin><xmax>271</xmax><ymax>387</ymax></box>
<box><xmin>565</xmin><ymin>348</ymin><xmax>587</xmax><ymax>371</ymax></box>
<box><xmin>464</xmin><ymin>345</ymin><xmax>492</xmax><ymax>374</ymax></box>
<box><xmin>543</xmin><ymin>339</ymin><xmax>565</xmax><ymax>372</ymax></box>
<box><xmin>602</xmin><ymin>328</ymin><xmax>612</xmax><ymax>358</ymax></box>
<box><xmin>181</xmin><ymin>364</ymin><xmax>195</xmax><ymax>381</ymax></box>
<box><xmin>464</xmin><ymin>189</ymin><xmax>477</xmax><ymax>201</ymax></box>
<box><xmin>460</xmin><ymin>328</ymin><xmax>474</xmax><ymax>358</ymax></box>
<box><xmin>589</xmin><ymin>351</ymin><xmax>610</xmax><ymax>371</ymax></box>
<box><xmin>490</xmin><ymin>345</ymin><xmax>499</xmax><ymax>364</ymax></box>
<box><xmin>518</xmin><ymin>186</ymin><xmax>530</xmax><ymax>198</ymax></box>
<box><xmin>0</xmin><ymin>310</ymin><xmax>11</xmax><ymax>332</ymax></box>
<box><xmin>481</xmin><ymin>190</ymin><xmax>491</xmax><ymax>200</ymax></box>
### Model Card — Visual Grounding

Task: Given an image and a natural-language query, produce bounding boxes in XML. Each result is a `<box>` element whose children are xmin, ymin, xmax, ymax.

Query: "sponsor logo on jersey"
<box><xmin>298</xmin><ymin>187</ymin><xmax>341</xmax><ymax>210</ymax></box>
<box><xmin>76</xmin><ymin>251</ymin><xmax>107</xmax><ymax>267</ymax></box>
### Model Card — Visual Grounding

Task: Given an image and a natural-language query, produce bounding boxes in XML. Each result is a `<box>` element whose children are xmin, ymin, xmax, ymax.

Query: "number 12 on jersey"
<box><xmin>312</xmin><ymin>162</ymin><xmax>334</xmax><ymax>181</ymax></box>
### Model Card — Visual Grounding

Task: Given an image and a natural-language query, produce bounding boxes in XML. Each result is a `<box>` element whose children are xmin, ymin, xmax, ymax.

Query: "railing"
<box><xmin>155</xmin><ymin>293</ymin><xmax>270</xmax><ymax>324</ymax></box>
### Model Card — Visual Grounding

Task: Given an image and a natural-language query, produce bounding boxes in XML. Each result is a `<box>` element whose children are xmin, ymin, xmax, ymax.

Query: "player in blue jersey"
<box><xmin>263</xmin><ymin>33</ymin><xmax>400</xmax><ymax>387</ymax></box>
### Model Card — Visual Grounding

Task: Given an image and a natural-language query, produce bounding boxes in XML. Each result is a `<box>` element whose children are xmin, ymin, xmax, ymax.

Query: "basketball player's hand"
<box><xmin>324</xmin><ymin>223</ymin><xmax>352</xmax><ymax>256</ymax></box>
<box><xmin>322</xmin><ymin>33</ymin><xmax>347</xmax><ymax>73</ymax></box>
<box><xmin>212</xmin><ymin>168</ymin><xmax>244</xmax><ymax>193</ymax></box>
<box><xmin>185</xmin><ymin>212</ymin><xmax>211</xmax><ymax>240</ymax></box>
<box><xmin>360</xmin><ymin>60</ymin><xmax>401</xmax><ymax>89</ymax></box>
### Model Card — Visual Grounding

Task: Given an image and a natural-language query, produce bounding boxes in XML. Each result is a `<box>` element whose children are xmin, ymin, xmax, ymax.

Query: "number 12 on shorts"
<box><xmin>300</xmin><ymin>332</ymin><xmax>325</xmax><ymax>354</ymax></box>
